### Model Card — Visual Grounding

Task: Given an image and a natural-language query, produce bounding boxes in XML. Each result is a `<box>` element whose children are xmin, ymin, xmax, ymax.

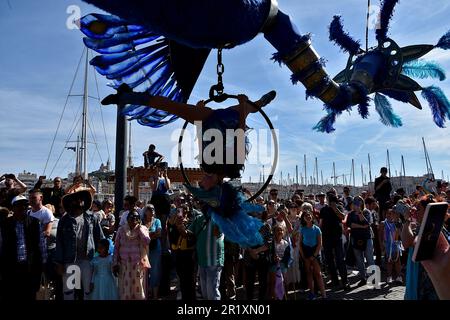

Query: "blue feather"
<box><xmin>329</xmin><ymin>15</ymin><xmax>361</xmax><ymax>55</ymax></box>
<box><xmin>313</xmin><ymin>111</ymin><xmax>337</xmax><ymax>133</ymax></box>
<box><xmin>421</xmin><ymin>86</ymin><xmax>450</xmax><ymax>128</ymax></box>
<box><xmin>374</xmin><ymin>93</ymin><xmax>403</xmax><ymax>127</ymax></box>
<box><xmin>436</xmin><ymin>29</ymin><xmax>450</xmax><ymax>50</ymax></box>
<box><xmin>376</xmin><ymin>0</ymin><xmax>400</xmax><ymax>42</ymax></box>
<box><xmin>402</xmin><ymin>60</ymin><xmax>446</xmax><ymax>81</ymax></box>
<box><xmin>358</xmin><ymin>95</ymin><xmax>371</xmax><ymax>119</ymax></box>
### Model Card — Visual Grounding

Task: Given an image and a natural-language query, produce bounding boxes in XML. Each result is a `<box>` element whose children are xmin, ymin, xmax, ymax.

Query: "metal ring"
<box><xmin>177</xmin><ymin>96</ymin><xmax>278</xmax><ymax>202</ymax></box>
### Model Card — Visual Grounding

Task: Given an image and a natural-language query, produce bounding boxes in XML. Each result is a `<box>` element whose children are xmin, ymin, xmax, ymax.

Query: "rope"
<box><xmin>92</xmin><ymin>50</ymin><xmax>111</xmax><ymax>162</ymax></box>
<box><xmin>365</xmin><ymin>0</ymin><xmax>371</xmax><ymax>52</ymax></box>
<box><xmin>48</xmin><ymin>105</ymin><xmax>83</xmax><ymax>178</ymax></box>
<box><xmin>43</xmin><ymin>48</ymin><xmax>85</xmax><ymax>176</ymax></box>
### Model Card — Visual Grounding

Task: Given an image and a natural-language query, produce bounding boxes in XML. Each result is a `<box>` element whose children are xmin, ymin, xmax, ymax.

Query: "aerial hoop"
<box><xmin>178</xmin><ymin>48</ymin><xmax>278</xmax><ymax>202</ymax></box>
<box><xmin>177</xmin><ymin>96</ymin><xmax>278</xmax><ymax>203</ymax></box>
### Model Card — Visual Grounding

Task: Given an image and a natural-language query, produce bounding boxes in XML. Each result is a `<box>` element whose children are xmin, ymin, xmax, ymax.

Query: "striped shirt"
<box><xmin>189</xmin><ymin>214</ymin><xmax>224</xmax><ymax>267</ymax></box>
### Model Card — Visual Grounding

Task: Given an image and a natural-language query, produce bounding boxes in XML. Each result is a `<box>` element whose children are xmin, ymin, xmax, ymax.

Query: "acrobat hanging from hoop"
<box><xmin>101</xmin><ymin>50</ymin><xmax>277</xmax><ymax>247</ymax></box>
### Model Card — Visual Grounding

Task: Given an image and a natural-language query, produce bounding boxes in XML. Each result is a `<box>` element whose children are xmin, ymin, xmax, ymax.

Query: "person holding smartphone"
<box><xmin>0</xmin><ymin>174</ymin><xmax>27</xmax><ymax>210</ymax></box>
<box><xmin>402</xmin><ymin>195</ymin><xmax>439</xmax><ymax>300</ymax></box>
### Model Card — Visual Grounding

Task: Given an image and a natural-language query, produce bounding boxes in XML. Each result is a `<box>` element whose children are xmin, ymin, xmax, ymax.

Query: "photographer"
<box><xmin>168</xmin><ymin>204</ymin><xmax>197</xmax><ymax>300</ymax></box>
<box><xmin>34</xmin><ymin>176</ymin><xmax>65</xmax><ymax>216</ymax></box>
<box><xmin>0</xmin><ymin>173</ymin><xmax>27</xmax><ymax>210</ymax></box>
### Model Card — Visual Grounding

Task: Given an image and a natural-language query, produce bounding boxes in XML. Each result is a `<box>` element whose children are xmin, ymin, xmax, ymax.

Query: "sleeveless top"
<box><xmin>153</xmin><ymin>177</ymin><xmax>168</xmax><ymax>195</ymax></box>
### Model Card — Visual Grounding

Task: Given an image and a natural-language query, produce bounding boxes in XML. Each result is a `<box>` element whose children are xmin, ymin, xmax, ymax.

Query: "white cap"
<box><xmin>11</xmin><ymin>195</ymin><xmax>28</xmax><ymax>205</ymax></box>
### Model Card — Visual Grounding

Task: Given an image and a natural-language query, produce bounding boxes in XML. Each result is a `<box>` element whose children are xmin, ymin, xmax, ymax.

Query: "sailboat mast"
<box><xmin>75</xmin><ymin>135</ymin><xmax>80</xmax><ymax>175</ymax></box>
<box><xmin>333</xmin><ymin>162</ymin><xmax>336</xmax><ymax>186</ymax></box>
<box><xmin>128</xmin><ymin>122</ymin><xmax>133</xmax><ymax>168</ymax></box>
<box><xmin>361</xmin><ymin>164</ymin><xmax>364</xmax><ymax>186</ymax></box>
<box><xmin>387</xmin><ymin>150</ymin><xmax>391</xmax><ymax>177</ymax></box>
<box><xmin>304</xmin><ymin>154</ymin><xmax>307</xmax><ymax>186</ymax></box>
<box><xmin>352</xmin><ymin>159</ymin><xmax>355</xmax><ymax>187</ymax></box>
<box><xmin>315</xmin><ymin>157</ymin><xmax>319</xmax><ymax>188</ymax></box>
<box><xmin>81</xmin><ymin>49</ymin><xmax>89</xmax><ymax>180</ymax></box>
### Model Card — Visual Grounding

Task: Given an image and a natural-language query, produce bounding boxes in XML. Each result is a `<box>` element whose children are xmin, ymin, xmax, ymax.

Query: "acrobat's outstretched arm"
<box><xmin>102</xmin><ymin>84</ymin><xmax>213</xmax><ymax>124</ymax></box>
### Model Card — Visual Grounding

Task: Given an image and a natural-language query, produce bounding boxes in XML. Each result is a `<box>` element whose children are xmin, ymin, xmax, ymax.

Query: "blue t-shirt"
<box><xmin>300</xmin><ymin>225</ymin><xmax>321</xmax><ymax>247</ymax></box>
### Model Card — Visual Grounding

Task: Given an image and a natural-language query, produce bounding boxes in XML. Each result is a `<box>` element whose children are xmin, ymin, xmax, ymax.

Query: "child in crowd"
<box><xmin>379</xmin><ymin>209</ymin><xmax>404</xmax><ymax>284</ymax></box>
<box><xmin>268</xmin><ymin>225</ymin><xmax>291</xmax><ymax>300</ymax></box>
<box><xmin>299</xmin><ymin>211</ymin><xmax>327</xmax><ymax>300</ymax></box>
<box><xmin>90</xmin><ymin>239</ymin><xmax>119</xmax><ymax>300</ymax></box>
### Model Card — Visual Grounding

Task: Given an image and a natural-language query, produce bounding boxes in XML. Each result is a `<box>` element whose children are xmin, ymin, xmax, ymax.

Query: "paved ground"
<box><xmin>284</xmin><ymin>270</ymin><xmax>406</xmax><ymax>300</ymax></box>
<box><xmin>166</xmin><ymin>268</ymin><xmax>406</xmax><ymax>301</ymax></box>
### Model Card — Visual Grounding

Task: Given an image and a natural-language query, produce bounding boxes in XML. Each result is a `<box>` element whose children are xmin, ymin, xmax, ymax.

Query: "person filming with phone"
<box><xmin>34</xmin><ymin>176</ymin><xmax>65</xmax><ymax>216</ymax></box>
<box><xmin>402</xmin><ymin>195</ymin><xmax>449</xmax><ymax>300</ymax></box>
<box><xmin>0</xmin><ymin>173</ymin><xmax>27</xmax><ymax>210</ymax></box>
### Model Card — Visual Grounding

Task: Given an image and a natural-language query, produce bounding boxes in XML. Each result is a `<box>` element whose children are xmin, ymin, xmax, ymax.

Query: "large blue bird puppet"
<box><xmin>79</xmin><ymin>0</ymin><xmax>450</xmax><ymax>246</ymax></box>
<box><xmin>79</xmin><ymin>0</ymin><xmax>450</xmax><ymax>132</ymax></box>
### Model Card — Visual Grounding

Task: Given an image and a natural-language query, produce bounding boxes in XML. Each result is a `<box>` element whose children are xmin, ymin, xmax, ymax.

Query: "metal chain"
<box><xmin>216</xmin><ymin>48</ymin><xmax>224</xmax><ymax>94</ymax></box>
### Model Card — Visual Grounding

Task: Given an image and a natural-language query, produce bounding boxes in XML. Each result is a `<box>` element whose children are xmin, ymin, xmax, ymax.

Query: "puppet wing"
<box><xmin>80</xmin><ymin>14</ymin><xmax>210</xmax><ymax>127</ymax></box>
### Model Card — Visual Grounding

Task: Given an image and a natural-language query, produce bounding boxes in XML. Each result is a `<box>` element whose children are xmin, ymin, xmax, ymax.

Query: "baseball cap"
<box><xmin>11</xmin><ymin>195</ymin><xmax>28</xmax><ymax>205</ymax></box>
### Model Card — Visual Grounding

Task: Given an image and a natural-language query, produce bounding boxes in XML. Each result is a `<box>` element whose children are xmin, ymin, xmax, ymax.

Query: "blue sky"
<box><xmin>1</xmin><ymin>0</ymin><xmax>449</xmax><ymax>186</ymax></box>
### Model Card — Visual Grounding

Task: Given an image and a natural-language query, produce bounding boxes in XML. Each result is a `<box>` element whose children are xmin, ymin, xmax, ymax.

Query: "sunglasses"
<box><xmin>129</xmin><ymin>215</ymin><xmax>140</xmax><ymax>220</ymax></box>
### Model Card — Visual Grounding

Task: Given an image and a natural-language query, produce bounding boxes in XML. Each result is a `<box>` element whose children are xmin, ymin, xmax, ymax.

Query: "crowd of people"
<box><xmin>0</xmin><ymin>166</ymin><xmax>449</xmax><ymax>301</ymax></box>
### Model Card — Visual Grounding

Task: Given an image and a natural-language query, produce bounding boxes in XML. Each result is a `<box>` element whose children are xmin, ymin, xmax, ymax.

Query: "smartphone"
<box><xmin>412</xmin><ymin>202</ymin><xmax>448</xmax><ymax>262</ymax></box>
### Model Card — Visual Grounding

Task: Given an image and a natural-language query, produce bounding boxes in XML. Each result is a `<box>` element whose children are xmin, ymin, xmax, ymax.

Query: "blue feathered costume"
<box><xmin>78</xmin><ymin>0</ymin><xmax>450</xmax><ymax>246</ymax></box>
<box><xmin>80</xmin><ymin>0</ymin><xmax>450</xmax><ymax>131</ymax></box>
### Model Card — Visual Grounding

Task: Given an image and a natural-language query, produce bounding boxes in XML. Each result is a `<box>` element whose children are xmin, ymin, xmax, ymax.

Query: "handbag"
<box><xmin>36</xmin><ymin>273</ymin><xmax>51</xmax><ymax>300</ymax></box>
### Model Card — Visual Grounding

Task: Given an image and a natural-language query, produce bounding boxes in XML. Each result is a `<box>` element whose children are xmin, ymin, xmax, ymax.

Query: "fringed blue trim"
<box><xmin>313</xmin><ymin>111</ymin><xmax>337</xmax><ymax>133</ymax></box>
<box><xmin>436</xmin><ymin>29</ymin><xmax>450</xmax><ymax>50</ymax></box>
<box><xmin>376</xmin><ymin>0</ymin><xmax>400</xmax><ymax>42</ymax></box>
<box><xmin>374</xmin><ymin>93</ymin><xmax>403</xmax><ymax>127</ymax></box>
<box><xmin>290</xmin><ymin>58</ymin><xmax>327</xmax><ymax>84</ymax></box>
<box><xmin>271</xmin><ymin>34</ymin><xmax>311</xmax><ymax>66</ymax></box>
<box><xmin>402</xmin><ymin>60</ymin><xmax>446</xmax><ymax>81</ymax></box>
<box><xmin>421</xmin><ymin>86</ymin><xmax>450</xmax><ymax>128</ymax></box>
<box><xmin>329</xmin><ymin>15</ymin><xmax>361</xmax><ymax>55</ymax></box>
